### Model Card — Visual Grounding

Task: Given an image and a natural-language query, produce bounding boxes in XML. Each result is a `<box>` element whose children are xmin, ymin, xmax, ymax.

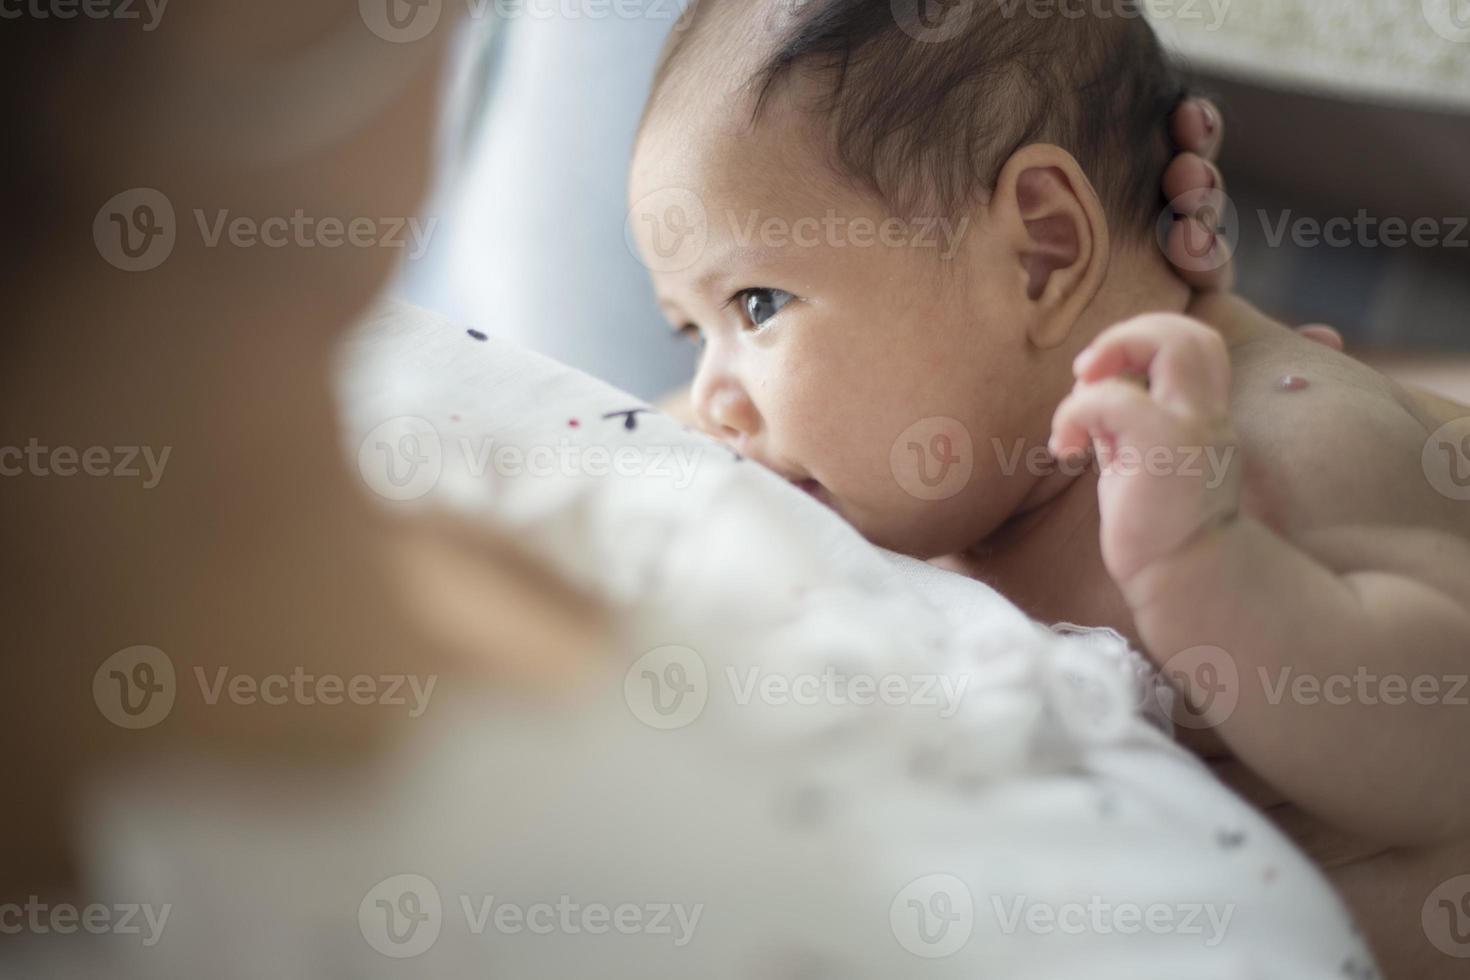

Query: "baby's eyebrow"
<box><xmin>654</xmin><ymin>239</ymin><xmax>803</xmax><ymax>314</ymax></box>
<box><xmin>689</xmin><ymin>243</ymin><xmax>785</xmax><ymax>296</ymax></box>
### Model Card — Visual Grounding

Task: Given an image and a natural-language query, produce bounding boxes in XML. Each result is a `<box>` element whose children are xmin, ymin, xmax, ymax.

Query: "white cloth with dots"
<box><xmin>3</xmin><ymin>301</ymin><xmax>1378</xmax><ymax>978</ymax></box>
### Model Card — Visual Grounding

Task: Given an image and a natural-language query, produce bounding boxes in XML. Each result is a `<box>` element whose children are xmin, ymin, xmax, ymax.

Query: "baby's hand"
<box><xmin>1049</xmin><ymin>315</ymin><xmax>1243</xmax><ymax>588</ymax></box>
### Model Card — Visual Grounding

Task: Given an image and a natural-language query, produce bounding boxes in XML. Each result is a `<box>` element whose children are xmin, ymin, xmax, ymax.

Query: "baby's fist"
<box><xmin>1049</xmin><ymin>314</ymin><xmax>1243</xmax><ymax>587</ymax></box>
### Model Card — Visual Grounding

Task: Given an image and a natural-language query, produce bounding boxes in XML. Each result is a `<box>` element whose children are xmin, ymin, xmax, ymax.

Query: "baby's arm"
<box><xmin>1051</xmin><ymin>315</ymin><xmax>1470</xmax><ymax>846</ymax></box>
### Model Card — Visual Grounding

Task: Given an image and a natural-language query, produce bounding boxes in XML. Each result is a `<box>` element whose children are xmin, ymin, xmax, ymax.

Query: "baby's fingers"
<box><xmin>1073</xmin><ymin>315</ymin><xmax>1231</xmax><ymax>419</ymax></box>
<box><xmin>1049</xmin><ymin>378</ymin><xmax>1171</xmax><ymax>463</ymax></box>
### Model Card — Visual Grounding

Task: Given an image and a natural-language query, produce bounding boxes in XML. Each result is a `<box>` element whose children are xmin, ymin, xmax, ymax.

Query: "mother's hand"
<box><xmin>1168</xmin><ymin>98</ymin><xmax>1347</xmax><ymax>353</ymax></box>
<box><xmin>1165</xmin><ymin>98</ymin><xmax>1233</xmax><ymax>292</ymax></box>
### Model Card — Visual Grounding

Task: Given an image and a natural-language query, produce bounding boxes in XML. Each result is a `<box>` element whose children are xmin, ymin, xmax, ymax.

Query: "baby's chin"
<box><xmin>837</xmin><ymin>498</ymin><xmax>977</xmax><ymax>562</ymax></box>
<box><xmin>779</xmin><ymin>471</ymin><xmax>981</xmax><ymax>559</ymax></box>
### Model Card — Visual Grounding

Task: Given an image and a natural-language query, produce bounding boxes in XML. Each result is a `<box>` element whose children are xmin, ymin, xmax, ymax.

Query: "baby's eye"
<box><xmin>737</xmin><ymin>288</ymin><xmax>795</xmax><ymax>329</ymax></box>
<box><xmin>674</xmin><ymin>322</ymin><xmax>705</xmax><ymax>347</ymax></box>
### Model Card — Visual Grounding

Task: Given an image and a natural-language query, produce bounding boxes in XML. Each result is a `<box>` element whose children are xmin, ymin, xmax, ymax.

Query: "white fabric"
<box><xmin>10</xmin><ymin>301</ymin><xmax>1378</xmax><ymax>978</ymax></box>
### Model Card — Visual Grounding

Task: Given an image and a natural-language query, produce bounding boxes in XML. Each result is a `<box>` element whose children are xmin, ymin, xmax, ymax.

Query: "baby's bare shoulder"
<box><xmin>1225</xmin><ymin>322</ymin><xmax>1463</xmax><ymax>537</ymax></box>
<box><xmin>1217</xmin><ymin>322</ymin><xmax>1470</xmax><ymax>600</ymax></box>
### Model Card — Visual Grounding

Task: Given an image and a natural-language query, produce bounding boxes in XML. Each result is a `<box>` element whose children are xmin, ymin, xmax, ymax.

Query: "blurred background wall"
<box><xmin>397</xmin><ymin>3</ymin><xmax>697</xmax><ymax>400</ymax></box>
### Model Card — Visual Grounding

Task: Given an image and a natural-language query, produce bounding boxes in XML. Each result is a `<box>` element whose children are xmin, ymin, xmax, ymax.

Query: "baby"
<box><xmin>628</xmin><ymin>0</ymin><xmax>1470</xmax><ymax>973</ymax></box>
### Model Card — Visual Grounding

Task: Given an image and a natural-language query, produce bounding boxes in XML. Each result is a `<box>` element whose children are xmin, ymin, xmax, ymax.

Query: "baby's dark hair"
<box><xmin>647</xmin><ymin>0</ymin><xmax>1188</xmax><ymax>241</ymax></box>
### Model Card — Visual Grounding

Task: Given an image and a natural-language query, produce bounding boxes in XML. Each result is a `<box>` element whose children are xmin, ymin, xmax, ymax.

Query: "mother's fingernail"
<box><xmin>1201</xmin><ymin>103</ymin><xmax>1217</xmax><ymax>135</ymax></box>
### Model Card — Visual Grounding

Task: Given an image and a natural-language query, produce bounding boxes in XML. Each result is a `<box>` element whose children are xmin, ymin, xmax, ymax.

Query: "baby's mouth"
<box><xmin>791</xmin><ymin>477</ymin><xmax>833</xmax><ymax>508</ymax></box>
<box><xmin>749</xmin><ymin>452</ymin><xmax>835</xmax><ymax>510</ymax></box>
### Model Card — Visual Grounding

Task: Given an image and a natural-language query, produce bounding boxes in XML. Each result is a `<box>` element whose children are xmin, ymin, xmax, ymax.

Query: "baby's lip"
<box><xmin>748</xmin><ymin>453</ymin><xmax>833</xmax><ymax>507</ymax></box>
<box><xmin>789</xmin><ymin>476</ymin><xmax>834</xmax><ymax>509</ymax></box>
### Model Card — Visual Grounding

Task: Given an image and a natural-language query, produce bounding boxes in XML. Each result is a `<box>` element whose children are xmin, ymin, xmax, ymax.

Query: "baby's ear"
<box><xmin>996</xmin><ymin>145</ymin><xmax>1109</xmax><ymax>349</ymax></box>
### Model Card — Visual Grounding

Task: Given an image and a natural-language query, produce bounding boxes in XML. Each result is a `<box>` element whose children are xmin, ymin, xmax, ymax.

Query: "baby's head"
<box><xmin>630</xmin><ymin>0</ymin><xmax>1192</xmax><ymax>558</ymax></box>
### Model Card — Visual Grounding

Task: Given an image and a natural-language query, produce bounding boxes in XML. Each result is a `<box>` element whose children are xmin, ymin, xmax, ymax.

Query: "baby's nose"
<box><xmin>699</xmin><ymin>384</ymin><xmax>760</xmax><ymax>446</ymax></box>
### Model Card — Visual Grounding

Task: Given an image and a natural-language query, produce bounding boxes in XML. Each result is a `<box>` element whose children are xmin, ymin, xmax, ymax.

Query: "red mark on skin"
<box><xmin>1276</xmin><ymin>375</ymin><xmax>1310</xmax><ymax>392</ymax></box>
<box><xmin>450</xmin><ymin>414</ymin><xmax>461</xmax><ymax>423</ymax></box>
<box><xmin>1263</xmin><ymin>866</ymin><xmax>1278</xmax><ymax>884</ymax></box>
<box><xmin>568</xmin><ymin>419</ymin><xmax>580</xmax><ymax>428</ymax></box>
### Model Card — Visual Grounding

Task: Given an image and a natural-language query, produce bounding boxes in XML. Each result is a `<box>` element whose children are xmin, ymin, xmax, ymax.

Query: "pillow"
<box><xmin>317</xmin><ymin>299</ymin><xmax>1381</xmax><ymax>978</ymax></box>
<box><xmin>0</xmin><ymin>300</ymin><xmax>1375</xmax><ymax>979</ymax></box>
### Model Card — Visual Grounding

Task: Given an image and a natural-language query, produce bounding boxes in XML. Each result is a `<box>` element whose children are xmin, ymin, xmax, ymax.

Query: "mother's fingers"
<box><xmin>1170</xmin><ymin>97</ymin><xmax>1224</xmax><ymax>161</ymax></box>
<box><xmin>1163</xmin><ymin>214</ymin><xmax>1238</xmax><ymax>292</ymax></box>
<box><xmin>1161</xmin><ymin>151</ymin><xmax>1232</xmax><ymax>281</ymax></box>
<box><xmin>1296</xmin><ymin>324</ymin><xmax>1346</xmax><ymax>352</ymax></box>
<box><xmin>1163</xmin><ymin>99</ymin><xmax>1233</xmax><ymax>292</ymax></box>
<box><xmin>1163</xmin><ymin>152</ymin><xmax>1222</xmax><ymax>205</ymax></box>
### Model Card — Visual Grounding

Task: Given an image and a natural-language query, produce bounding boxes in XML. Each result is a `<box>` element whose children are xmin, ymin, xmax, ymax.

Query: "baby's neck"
<box><xmin>930</xmin><ymin>245</ymin><xmax>1194</xmax><ymax>623</ymax></box>
<box><xmin>967</xmin><ymin>249</ymin><xmax>1192</xmax><ymax>553</ymax></box>
<box><xmin>1084</xmin><ymin>240</ymin><xmax>1194</xmax><ymax>343</ymax></box>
